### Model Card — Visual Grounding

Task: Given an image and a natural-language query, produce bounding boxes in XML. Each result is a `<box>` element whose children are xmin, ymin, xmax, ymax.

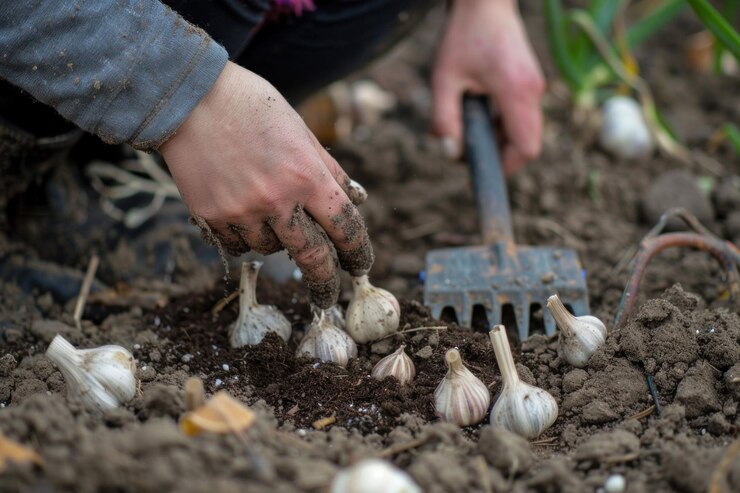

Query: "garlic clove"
<box><xmin>599</xmin><ymin>95</ymin><xmax>654</xmax><ymax>160</ymax></box>
<box><xmin>230</xmin><ymin>261</ymin><xmax>292</xmax><ymax>347</ymax></box>
<box><xmin>331</xmin><ymin>458</ymin><xmax>421</xmax><ymax>493</ymax></box>
<box><xmin>346</xmin><ymin>275</ymin><xmax>400</xmax><ymax>344</ymax></box>
<box><xmin>372</xmin><ymin>345</ymin><xmax>415</xmax><ymax>385</ymax></box>
<box><xmin>489</xmin><ymin>325</ymin><xmax>558</xmax><ymax>439</ymax></box>
<box><xmin>297</xmin><ymin>309</ymin><xmax>357</xmax><ymax>368</ymax></box>
<box><xmin>547</xmin><ymin>295</ymin><xmax>607</xmax><ymax>368</ymax></box>
<box><xmin>45</xmin><ymin>334</ymin><xmax>137</xmax><ymax>414</ymax></box>
<box><xmin>434</xmin><ymin>348</ymin><xmax>491</xmax><ymax>426</ymax></box>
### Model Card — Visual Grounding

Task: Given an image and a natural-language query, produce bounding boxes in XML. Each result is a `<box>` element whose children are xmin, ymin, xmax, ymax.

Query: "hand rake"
<box><xmin>423</xmin><ymin>96</ymin><xmax>589</xmax><ymax>341</ymax></box>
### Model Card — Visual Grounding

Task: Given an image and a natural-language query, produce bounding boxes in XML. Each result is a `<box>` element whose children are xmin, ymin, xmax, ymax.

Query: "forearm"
<box><xmin>0</xmin><ymin>0</ymin><xmax>228</xmax><ymax>149</ymax></box>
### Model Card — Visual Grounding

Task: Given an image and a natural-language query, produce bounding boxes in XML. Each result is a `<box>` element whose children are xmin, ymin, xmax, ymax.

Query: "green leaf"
<box><xmin>627</xmin><ymin>0</ymin><xmax>687</xmax><ymax>49</ymax></box>
<box><xmin>544</xmin><ymin>0</ymin><xmax>586</xmax><ymax>92</ymax></box>
<box><xmin>722</xmin><ymin>122</ymin><xmax>740</xmax><ymax>152</ymax></box>
<box><xmin>688</xmin><ymin>0</ymin><xmax>740</xmax><ymax>59</ymax></box>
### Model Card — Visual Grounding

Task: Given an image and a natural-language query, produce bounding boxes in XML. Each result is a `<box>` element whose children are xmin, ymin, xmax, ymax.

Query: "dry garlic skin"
<box><xmin>346</xmin><ymin>275</ymin><xmax>400</xmax><ymax>343</ymax></box>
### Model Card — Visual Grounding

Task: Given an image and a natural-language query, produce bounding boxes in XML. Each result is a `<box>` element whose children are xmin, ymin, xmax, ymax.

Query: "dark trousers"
<box><xmin>1</xmin><ymin>0</ymin><xmax>436</xmax><ymax>138</ymax></box>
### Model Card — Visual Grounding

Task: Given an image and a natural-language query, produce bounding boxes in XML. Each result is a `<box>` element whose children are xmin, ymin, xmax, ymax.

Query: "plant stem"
<box><xmin>489</xmin><ymin>325</ymin><xmax>519</xmax><ymax>388</ymax></box>
<box><xmin>240</xmin><ymin>261</ymin><xmax>261</xmax><ymax>309</ymax></box>
<box><xmin>546</xmin><ymin>295</ymin><xmax>574</xmax><ymax>336</ymax></box>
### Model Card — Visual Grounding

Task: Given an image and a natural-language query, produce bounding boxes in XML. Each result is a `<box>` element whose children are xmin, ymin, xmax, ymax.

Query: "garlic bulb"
<box><xmin>45</xmin><ymin>334</ymin><xmax>137</xmax><ymax>413</ymax></box>
<box><xmin>230</xmin><ymin>261</ymin><xmax>291</xmax><ymax>347</ymax></box>
<box><xmin>372</xmin><ymin>345</ymin><xmax>415</xmax><ymax>385</ymax></box>
<box><xmin>434</xmin><ymin>348</ymin><xmax>491</xmax><ymax>426</ymax></box>
<box><xmin>296</xmin><ymin>309</ymin><xmax>357</xmax><ymax>367</ymax></box>
<box><xmin>331</xmin><ymin>459</ymin><xmax>421</xmax><ymax>493</ymax></box>
<box><xmin>599</xmin><ymin>95</ymin><xmax>654</xmax><ymax>159</ymax></box>
<box><xmin>346</xmin><ymin>275</ymin><xmax>400</xmax><ymax>343</ymax></box>
<box><xmin>547</xmin><ymin>295</ymin><xmax>607</xmax><ymax>368</ymax></box>
<box><xmin>489</xmin><ymin>325</ymin><xmax>558</xmax><ymax>439</ymax></box>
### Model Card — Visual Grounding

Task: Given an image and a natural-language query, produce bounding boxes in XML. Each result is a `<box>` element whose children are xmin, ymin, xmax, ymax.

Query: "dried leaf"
<box><xmin>0</xmin><ymin>433</ymin><xmax>42</xmax><ymax>473</ymax></box>
<box><xmin>180</xmin><ymin>391</ymin><xmax>255</xmax><ymax>436</ymax></box>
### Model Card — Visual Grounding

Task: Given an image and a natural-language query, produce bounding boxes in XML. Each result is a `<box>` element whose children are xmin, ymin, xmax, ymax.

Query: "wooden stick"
<box><xmin>73</xmin><ymin>254</ymin><xmax>99</xmax><ymax>330</ymax></box>
<box><xmin>377</xmin><ymin>436</ymin><xmax>429</xmax><ymax>458</ymax></box>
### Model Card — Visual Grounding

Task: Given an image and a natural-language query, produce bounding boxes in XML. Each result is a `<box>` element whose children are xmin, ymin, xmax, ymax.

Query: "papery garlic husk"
<box><xmin>45</xmin><ymin>334</ymin><xmax>137</xmax><ymax>413</ymax></box>
<box><xmin>547</xmin><ymin>294</ymin><xmax>607</xmax><ymax>368</ymax></box>
<box><xmin>346</xmin><ymin>275</ymin><xmax>400</xmax><ymax>343</ymax></box>
<box><xmin>434</xmin><ymin>348</ymin><xmax>491</xmax><ymax>426</ymax></box>
<box><xmin>230</xmin><ymin>261</ymin><xmax>291</xmax><ymax>347</ymax></box>
<box><xmin>489</xmin><ymin>325</ymin><xmax>558</xmax><ymax>439</ymax></box>
<box><xmin>372</xmin><ymin>345</ymin><xmax>415</xmax><ymax>385</ymax></box>
<box><xmin>331</xmin><ymin>458</ymin><xmax>421</xmax><ymax>493</ymax></box>
<box><xmin>598</xmin><ymin>96</ymin><xmax>654</xmax><ymax>159</ymax></box>
<box><xmin>296</xmin><ymin>309</ymin><xmax>357</xmax><ymax>367</ymax></box>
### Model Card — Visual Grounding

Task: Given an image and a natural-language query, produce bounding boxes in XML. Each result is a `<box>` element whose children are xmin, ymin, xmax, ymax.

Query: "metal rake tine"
<box><xmin>543</xmin><ymin>303</ymin><xmax>557</xmax><ymax>336</ymax></box>
<box><xmin>515</xmin><ymin>299</ymin><xmax>530</xmax><ymax>342</ymax></box>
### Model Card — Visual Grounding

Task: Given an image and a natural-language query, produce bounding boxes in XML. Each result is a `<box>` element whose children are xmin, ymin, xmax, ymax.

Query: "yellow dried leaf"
<box><xmin>0</xmin><ymin>433</ymin><xmax>42</xmax><ymax>473</ymax></box>
<box><xmin>180</xmin><ymin>391</ymin><xmax>256</xmax><ymax>437</ymax></box>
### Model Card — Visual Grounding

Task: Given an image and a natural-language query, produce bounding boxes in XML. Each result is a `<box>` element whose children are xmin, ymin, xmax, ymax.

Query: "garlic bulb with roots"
<box><xmin>296</xmin><ymin>309</ymin><xmax>357</xmax><ymax>367</ymax></box>
<box><xmin>331</xmin><ymin>458</ymin><xmax>421</xmax><ymax>493</ymax></box>
<box><xmin>45</xmin><ymin>334</ymin><xmax>137</xmax><ymax>413</ymax></box>
<box><xmin>599</xmin><ymin>95</ymin><xmax>654</xmax><ymax>159</ymax></box>
<box><xmin>230</xmin><ymin>261</ymin><xmax>291</xmax><ymax>347</ymax></box>
<box><xmin>346</xmin><ymin>275</ymin><xmax>400</xmax><ymax>343</ymax></box>
<box><xmin>547</xmin><ymin>294</ymin><xmax>607</xmax><ymax>368</ymax></box>
<box><xmin>434</xmin><ymin>348</ymin><xmax>491</xmax><ymax>426</ymax></box>
<box><xmin>489</xmin><ymin>325</ymin><xmax>558</xmax><ymax>439</ymax></box>
<box><xmin>372</xmin><ymin>345</ymin><xmax>415</xmax><ymax>385</ymax></box>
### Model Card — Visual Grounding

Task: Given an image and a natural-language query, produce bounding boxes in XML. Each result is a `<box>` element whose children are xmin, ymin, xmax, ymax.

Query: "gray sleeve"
<box><xmin>0</xmin><ymin>0</ymin><xmax>229</xmax><ymax>150</ymax></box>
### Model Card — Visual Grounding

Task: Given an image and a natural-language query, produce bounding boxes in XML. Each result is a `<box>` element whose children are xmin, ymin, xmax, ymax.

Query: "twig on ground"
<box><xmin>377</xmin><ymin>326</ymin><xmax>448</xmax><ymax>341</ymax></box>
<box><xmin>73</xmin><ymin>254</ymin><xmax>99</xmax><ymax>330</ymax></box>
<box><xmin>212</xmin><ymin>291</ymin><xmax>239</xmax><ymax>316</ymax></box>
<box><xmin>708</xmin><ymin>439</ymin><xmax>740</xmax><ymax>493</ymax></box>
<box><xmin>628</xmin><ymin>405</ymin><xmax>657</xmax><ymax>420</ymax></box>
<box><xmin>377</xmin><ymin>436</ymin><xmax>429</xmax><ymax>458</ymax></box>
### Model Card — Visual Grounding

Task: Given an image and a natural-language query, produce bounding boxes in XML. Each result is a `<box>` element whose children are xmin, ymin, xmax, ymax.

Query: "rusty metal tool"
<box><xmin>423</xmin><ymin>96</ymin><xmax>589</xmax><ymax>340</ymax></box>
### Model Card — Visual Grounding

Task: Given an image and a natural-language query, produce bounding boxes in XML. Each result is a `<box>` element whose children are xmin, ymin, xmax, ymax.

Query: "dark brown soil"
<box><xmin>1</xmin><ymin>3</ymin><xmax>739</xmax><ymax>493</ymax></box>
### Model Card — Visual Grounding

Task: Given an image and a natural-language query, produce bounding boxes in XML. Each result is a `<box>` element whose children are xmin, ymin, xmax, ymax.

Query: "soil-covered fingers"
<box><xmin>189</xmin><ymin>215</ymin><xmax>249</xmax><ymax>257</ymax></box>
<box><xmin>305</xmin><ymin>191</ymin><xmax>374</xmax><ymax>277</ymax></box>
<box><xmin>272</xmin><ymin>205</ymin><xmax>341</xmax><ymax>309</ymax></box>
<box><xmin>227</xmin><ymin>221</ymin><xmax>281</xmax><ymax>255</ymax></box>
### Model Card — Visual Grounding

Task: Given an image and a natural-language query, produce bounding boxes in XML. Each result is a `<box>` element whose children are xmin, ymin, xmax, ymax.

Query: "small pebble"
<box><xmin>214</xmin><ymin>379</ymin><xmax>223</xmax><ymax>387</ymax></box>
<box><xmin>222</xmin><ymin>364</ymin><xmax>229</xmax><ymax>371</ymax></box>
<box><xmin>154</xmin><ymin>316</ymin><xmax>161</xmax><ymax>327</ymax></box>
<box><xmin>605</xmin><ymin>474</ymin><xmax>626</xmax><ymax>493</ymax></box>
<box><xmin>181</xmin><ymin>354</ymin><xmax>193</xmax><ymax>363</ymax></box>
<box><xmin>133</xmin><ymin>344</ymin><xmax>141</xmax><ymax>350</ymax></box>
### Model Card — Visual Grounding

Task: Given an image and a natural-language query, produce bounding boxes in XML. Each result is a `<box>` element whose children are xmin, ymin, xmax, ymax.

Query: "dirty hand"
<box><xmin>432</xmin><ymin>0</ymin><xmax>546</xmax><ymax>174</ymax></box>
<box><xmin>160</xmin><ymin>62</ymin><xmax>373</xmax><ymax>308</ymax></box>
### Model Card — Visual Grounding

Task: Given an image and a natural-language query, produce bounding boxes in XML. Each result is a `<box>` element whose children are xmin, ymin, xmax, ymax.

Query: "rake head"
<box><xmin>424</xmin><ymin>242</ymin><xmax>589</xmax><ymax>341</ymax></box>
